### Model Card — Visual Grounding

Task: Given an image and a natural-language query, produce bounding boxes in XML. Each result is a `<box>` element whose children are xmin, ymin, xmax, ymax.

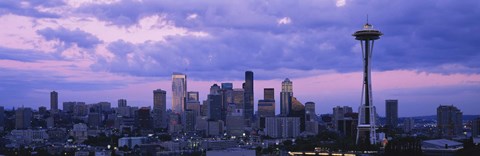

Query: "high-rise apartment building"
<box><xmin>50</xmin><ymin>91</ymin><xmax>58</xmax><ymax>111</ymax></box>
<box><xmin>280</xmin><ymin>78</ymin><xmax>293</xmax><ymax>116</ymax></box>
<box><xmin>243</xmin><ymin>71</ymin><xmax>254</xmax><ymax>121</ymax></box>
<box><xmin>437</xmin><ymin>105</ymin><xmax>463</xmax><ymax>138</ymax></box>
<box><xmin>386</xmin><ymin>100</ymin><xmax>398</xmax><ymax>128</ymax></box>
<box><xmin>172</xmin><ymin>73</ymin><xmax>187</xmax><ymax>114</ymax></box>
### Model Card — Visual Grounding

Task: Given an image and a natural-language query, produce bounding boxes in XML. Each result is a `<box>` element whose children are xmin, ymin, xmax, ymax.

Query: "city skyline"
<box><xmin>1</xmin><ymin>0</ymin><xmax>480</xmax><ymax>117</ymax></box>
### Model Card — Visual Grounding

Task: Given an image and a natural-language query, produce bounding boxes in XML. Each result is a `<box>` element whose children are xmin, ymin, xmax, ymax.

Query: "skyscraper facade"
<box><xmin>50</xmin><ymin>91</ymin><xmax>58</xmax><ymax>111</ymax></box>
<box><xmin>280</xmin><ymin>78</ymin><xmax>293</xmax><ymax>116</ymax></box>
<box><xmin>305</xmin><ymin>102</ymin><xmax>316</xmax><ymax>121</ymax></box>
<box><xmin>153</xmin><ymin>89</ymin><xmax>167</xmax><ymax>128</ymax></box>
<box><xmin>233</xmin><ymin>88</ymin><xmax>244</xmax><ymax>110</ymax></box>
<box><xmin>172</xmin><ymin>73</ymin><xmax>187</xmax><ymax>114</ymax></box>
<box><xmin>118</xmin><ymin>99</ymin><xmax>127</xmax><ymax>107</ymax></box>
<box><xmin>186</xmin><ymin>91</ymin><xmax>201</xmax><ymax>116</ymax></box>
<box><xmin>385</xmin><ymin>100</ymin><xmax>398</xmax><ymax>128</ymax></box>
<box><xmin>243</xmin><ymin>71</ymin><xmax>254</xmax><ymax>121</ymax></box>
<box><xmin>258</xmin><ymin>100</ymin><xmax>275</xmax><ymax>118</ymax></box>
<box><xmin>15</xmin><ymin>107</ymin><xmax>32</xmax><ymax>129</ymax></box>
<box><xmin>207</xmin><ymin>94</ymin><xmax>223</xmax><ymax>121</ymax></box>
<box><xmin>437</xmin><ymin>105</ymin><xmax>463</xmax><ymax>138</ymax></box>
<box><xmin>472</xmin><ymin>117</ymin><xmax>480</xmax><ymax>138</ymax></box>
<box><xmin>264</xmin><ymin>88</ymin><xmax>275</xmax><ymax>101</ymax></box>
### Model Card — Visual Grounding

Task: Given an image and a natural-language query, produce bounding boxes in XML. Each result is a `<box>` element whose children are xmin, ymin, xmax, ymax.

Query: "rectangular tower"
<box><xmin>50</xmin><ymin>91</ymin><xmax>58</xmax><ymax>111</ymax></box>
<box><xmin>172</xmin><ymin>73</ymin><xmax>187</xmax><ymax>114</ymax></box>
<box><xmin>243</xmin><ymin>71</ymin><xmax>254</xmax><ymax>121</ymax></box>
<box><xmin>385</xmin><ymin>100</ymin><xmax>398</xmax><ymax>128</ymax></box>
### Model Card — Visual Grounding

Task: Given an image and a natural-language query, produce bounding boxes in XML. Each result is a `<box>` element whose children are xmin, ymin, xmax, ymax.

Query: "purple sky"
<box><xmin>1</xmin><ymin>0</ymin><xmax>479</xmax><ymax>117</ymax></box>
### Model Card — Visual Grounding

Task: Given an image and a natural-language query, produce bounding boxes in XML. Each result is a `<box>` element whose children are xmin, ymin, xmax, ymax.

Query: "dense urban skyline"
<box><xmin>1</xmin><ymin>0</ymin><xmax>480</xmax><ymax>117</ymax></box>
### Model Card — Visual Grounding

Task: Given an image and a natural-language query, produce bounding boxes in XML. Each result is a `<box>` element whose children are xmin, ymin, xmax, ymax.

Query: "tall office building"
<box><xmin>280</xmin><ymin>78</ymin><xmax>293</xmax><ymax>116</ymax></box>
<box><xmin>353</xmin><ymin>22</ymin><xmax>382</xmax><ymax>145</ymax></box>
<box><xmin>264</xmin><ymin>88</ymin><xmax>275</xmax><ymax>101</ymax></box>
<box><xmin>258</xmin><ymin>88</ymin><xmax>276</xmax><ymax>117</ymax></box>
<box><xmin>187</xmin><ymin>91</ymin><xmax>199</xmax><ymax>102</ymax></box>
<box><xmin>243</xmin><ymin>71</ymin><xmax>254</xmax><ymax>121</ymax></box>
<box><xmin>0</xmin><ymin>106</ymin><xmax>4</xmax><ymax>130</ymax></box>
<box><xmin>221</xmin><ymin>83</ymin><xmax>233</xmax><ymax>90</ymax></box>
<box><xmin>265</xmin><ymin>117</ymin><xmax>301</xmax><ymax>138</ymax></box>
<box><xmin>333</xmin><ymin>106</ymin><xmax>353</xmax><ymax>130</ymax></box>
<box><xmin>233</xmin><ymin>88</ymin><xmax>245</xmax><ymax>110</ymax></box>
<box><xmin>207</xmin><ymin>94</ymin><xmax>223</xmax><ymax>121</ymax></box>
<box><xmin>305</xmin><ymin>102</ymin><xmax>316</xmax><ymax>121</ymax></box>
<box><xmin>210</xmin><ymin>84</ymin><xmax>221</xmax><ymax>94</ymax></box>
<box><xmin>187</xmin><ymin>91</ymin><xmax>201</xmax><ymax>116</ymax></box>
<box><xmin>15</xmin><ymin>107</ymin><xmax>32</xmax><ymax>129</ymax></box>
<box><xmin>137</xmin><ymin>107</ymin><xmax>152</xmax><ymax>129</ymax></box>
<box><xmin>226</xmin><ymin>109</ymin><xmax>245</xmax><ymax>136</ymax></box>
<box><xmin>50</xmin><ymin>91</ymin><xmax>58</xmax><ymax>111</ymax></box>
<box><xmin>258</xmin><ymin>100</ymin><xmax>275</xmax><ymax>118</ymax></box>
<box><xmin>183</xmin><ymin>110</ymin><xmax>196</xmax><ymax>132</ymax></box>
<box><xmin>153</xmin><ymin>89</ymin><xmax>167</xmax><ymax>129</ymax></box>
<box><xmin>385</xmin><ymin>100</ymin><xmax>398</xmax><ymax>128</ymax></box>
<box><xmin>472</xmin><ymin>117</ymin><xmax>480</xmax><ymax>138</ymax></box>
<box><xmin>437</xmin><ymin>105</ymin><xmax>463</xmax><ymax>138</ymax></box>
<box><xmin>118</xmin><ymin>99</ymin><xmax>127</xmax><ymax>107</ymax></box>
<box><xmin>403</xmin><ymin>118</ymin><xmax>415</xmax><ymax>133</ymax></box>
<box><xmin>172</xmin><ymin>73</ymin><xmax>187</xmax><ymax>114</ymax></box>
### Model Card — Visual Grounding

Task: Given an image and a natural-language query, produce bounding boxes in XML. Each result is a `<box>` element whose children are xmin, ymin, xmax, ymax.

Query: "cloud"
<box><xmin>0</xmin><ymin>0</ymin><xmax>64</xmax><ymax>18</ymax></box>
<box><xmin>36</xmin><ymin>27</ymin><xmax>102</xmax><ymax>49</ymax></box>
<box><xmin>277</xmin><ymin>17</ymin><xmax>291</xmax><ymax>25</ymax></box>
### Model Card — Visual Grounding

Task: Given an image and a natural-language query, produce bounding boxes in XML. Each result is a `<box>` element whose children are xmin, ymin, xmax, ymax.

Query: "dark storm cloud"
<box><xmin>36</xmin><ymin>27</ymin><xmax>102</xmax><ymax>49</ymax></box>
<box><xmin>0</xmin><ymin>0</ymin><xmax>64</xmax><ymax>18</ymax></box>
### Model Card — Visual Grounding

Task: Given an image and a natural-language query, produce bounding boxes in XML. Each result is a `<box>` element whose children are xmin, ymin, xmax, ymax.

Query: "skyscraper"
<box><xmin>233</xmin><ymin>88</ymin><xmax>245</xmax><ymax>110</ymax></box>
<box><xmin>207</xmin><ymin>94</ymin><xmax>222</xmax><ymax>121</ymax></box>
<box><xmin>437</xmin><ymin>105</ymin><xmax>463</xmax><ymax>138</ymax></box>
<box><xmin>403</xmin><ymin>118</ymin><xmax>414</xmax><ymax>133</ymax></box>
<box><xmin>0</xmin><ymin>106</ymin><xmax>4</xmax><ymax>130</ymax></box>
<box><xmin>221</xmin><ymin>83</ymin><xmax>233</xmax><ymax>90</ymax></box>
<box><xmin>153</xmin><ymin>89</ymin><xmax>167</xmax><ymax>128</ymax></box>
<box><xmin>353</xmin><ymin>22</ymin><xmax>382</xmax><ymax>145</ymax></box>
<box><xmin>15</xmin><ymin>107</ymin><xmax>32</xmax><ymax>129</ymax></box>
<box><xmin>187</xmin><ymin>91</ymin><xmax>201</xmax><ymax>116</ymax></box>
<box><xmin>258</xmin><ymin>88</ymin><xmax>276</xmax><ymax>117</ymax></box>
<box><xmin>243</xmin><ymin>71</ymin><xmax>254</xmax><ymax>121</ymax></box>
<box><xmin>137</xmin><ymin>107</ymin><xmax>152</xmax><ymax>129</ymax></box>
<box><xmin>280</xmin><ymin>78</ymin><xmax>293</xmax><ymax>116</ymax></box>
<box><xmin>385</xmin><ymin>100</ymin><xmax>398</xmax><ymax>128</ymax></box>
<box><xmin>264</xmin><ymin>88</ymin><xmax>275</xmax><ymax>101</ymax></box>
<box><xmin>210</xmin><ymin>84</ymin><xmax>221</xmax><ymax>94</ymax></box>
<box><xmin>118</xmin><ymin>99</ymin><xmax>127</xmax><ymax>107</ymax></box>
<box><xmin>305</xmin><ymin>102</ymin><xmax>316</xmax><ymax>121</ymax></box>
<box><xmin>50</xmin><ymin>91</ymin><xmax>58</xmax><ymax>111</ymax></box>
<box><xmin>472</xmin><ymin>117</ymin><xmax>480</xmax><ymax>138</ymax></box>
<box><xmin>172</xmin><ymin>73</ymin><xmax>187</xmax><ymax>114</ymax></box>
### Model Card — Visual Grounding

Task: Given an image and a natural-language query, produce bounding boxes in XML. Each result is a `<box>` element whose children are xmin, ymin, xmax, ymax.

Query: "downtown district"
<box><xmin>1</xmin><ymin>71</ymin><xmax>480</xmax><ymax>156</ymax></box>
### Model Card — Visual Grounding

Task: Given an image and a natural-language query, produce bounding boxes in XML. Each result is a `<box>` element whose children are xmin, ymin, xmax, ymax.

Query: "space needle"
<box><xmin>353</xmin><ymin>21</ymin><xmax>383</xmax><ymax>145</ymax></box>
